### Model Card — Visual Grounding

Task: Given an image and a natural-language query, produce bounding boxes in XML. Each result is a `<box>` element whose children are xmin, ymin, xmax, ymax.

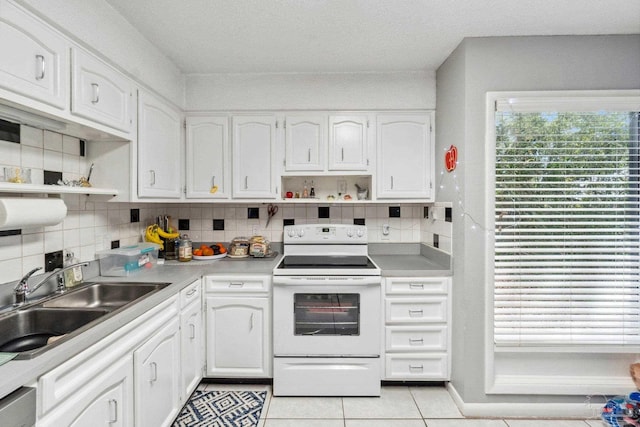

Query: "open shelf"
<box><xmin>0</xmin><ymin>182</ymin><xmax>119</xmax><ymax>197</ymax></box>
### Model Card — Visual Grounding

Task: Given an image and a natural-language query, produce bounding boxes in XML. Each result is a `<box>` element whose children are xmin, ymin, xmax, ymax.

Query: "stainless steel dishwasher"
<box><xmin>0</xmin><ymin>387</ymin><xmax>35</xmax><ymax>427</ymax></box>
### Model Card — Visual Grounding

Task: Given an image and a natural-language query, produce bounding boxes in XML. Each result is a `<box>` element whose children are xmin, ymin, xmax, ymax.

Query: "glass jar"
<box><xmin>177</xmin><ymin>234</ymin><xmax>192</xmax><ymax>262</ymax></box>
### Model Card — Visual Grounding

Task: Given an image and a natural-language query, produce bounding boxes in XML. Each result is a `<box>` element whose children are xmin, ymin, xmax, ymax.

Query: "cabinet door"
<box><xmin>0</xmin><ymin>0</ymin><xmax>69</xmax><ymax>109</ymax></box>
<box><xmin>134</xmin><ymin>317</ymin><xmax>181</xmax><ymax>427</ymax></box>
<box><xmin>71</xmin><ymin>47</ymin><xmax>133</xmax><ymax>133</ymax></box>
<box><xmin>181</xmin><ymin>299</ymin><xmax>203</xmax><ymax>400</ymax></box>
<box><xmin>39</xmin><ymin>355</ymin><xmax>133</xmax><ymax>427</ymax></box>
<box><xmin>232</xmin><ymin>115</ymin><xmax>277</xmax><ymax>198</ymax></box>
<box><xmin>377</xmin><ymin>114</ymin><xmax>433</xmax><ymax>199</ymax></box>
<box><xmin>329</xmin><ymin>115</ymin><xmax>370</xmax><ymax>171</ymax></box>
<box><xmin>185</xmin><ymin>116</ymin><xmax>230</xmax><ymax>198</ymax></box>
<box><xmin>284</xmin><ymin>115</ymin><xmax>326</xmax><ymax>171</ymax></box>
<box><xmin>205</xmin><ymin>296</ymin><xmax>270</xmax><ymax>377</ymax></box>
<box><xmin>138</xmin><ymin>90</ymin><xmax>182</xmax><ymax>198</ymax></box>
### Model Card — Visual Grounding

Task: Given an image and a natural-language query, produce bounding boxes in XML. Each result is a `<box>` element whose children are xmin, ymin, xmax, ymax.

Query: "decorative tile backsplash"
<box><xmin>0</xmin><ymin>124</ymin><xmax>453</xmax><ymax>284</ymax></box>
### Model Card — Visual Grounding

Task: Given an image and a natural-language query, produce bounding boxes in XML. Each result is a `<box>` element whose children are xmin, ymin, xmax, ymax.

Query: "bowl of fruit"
<box><xmin>192</xmin><ymin>243</ymin><xmax>227</xmax><ymax>260</ymax></box>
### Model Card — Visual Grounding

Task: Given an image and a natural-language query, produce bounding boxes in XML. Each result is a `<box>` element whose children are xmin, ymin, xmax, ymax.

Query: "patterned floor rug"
<box><xmin>172</xmin><ymin>390</ymin><xmax>267</xmax><ymax>427</ymax></box>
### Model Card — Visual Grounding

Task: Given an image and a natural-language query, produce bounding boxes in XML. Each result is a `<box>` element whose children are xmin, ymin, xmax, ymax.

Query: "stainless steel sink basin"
<box><xmin>0</xmin><ymin>281</ymin><xmax>170</xmax><ymax>359</ymax></box>
<box><xmin>40</xmin><ymin>282</ymin><xmax>169</xmax><ymax>309</ymax></box>
<box><xmin>0</xmin><ymin>308</ymin><xmax>109</xmax><ymax>354</ymax></box>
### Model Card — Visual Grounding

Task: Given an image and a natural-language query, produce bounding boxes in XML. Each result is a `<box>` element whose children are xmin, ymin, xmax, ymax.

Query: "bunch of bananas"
<box><xmin>144</xmin><ymin>224</ymin><xmax>180</xmax><ymax>250</ymax></box>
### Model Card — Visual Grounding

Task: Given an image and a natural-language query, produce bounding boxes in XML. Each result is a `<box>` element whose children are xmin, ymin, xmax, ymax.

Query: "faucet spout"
<box><xmin>13</xmin><ymin>262</ymin><xmax>89</xmax><ymax>306</ymax></box>
<box><xmin>13</xmin><ymin>267</ymin><xmax>43</xmax><ymax>305</ymax></box>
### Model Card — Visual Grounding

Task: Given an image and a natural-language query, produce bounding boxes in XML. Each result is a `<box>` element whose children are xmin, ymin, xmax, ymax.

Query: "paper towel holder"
<box><xmin>0</xmin><ymin>198</ymin><xmax>67</xmax><ymax>231</ymax></box>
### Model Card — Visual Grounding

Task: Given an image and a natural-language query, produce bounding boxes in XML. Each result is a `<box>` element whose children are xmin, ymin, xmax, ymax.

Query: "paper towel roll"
<box><xmin>0</xmin><ymin>198</ymin><xmax>67</xmax><ymax>230</ymax></box>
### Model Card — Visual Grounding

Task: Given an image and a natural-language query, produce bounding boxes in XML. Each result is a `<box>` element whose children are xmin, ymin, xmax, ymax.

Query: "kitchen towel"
<box><xmin>0</xmin><ymin>197</ymin><xmax>67</xmax><ymax>230</ymax></box>
<box><xmin>0</xmin><ymin>352</ymin><xmax>17</xmax><ymax>366</ymax></box>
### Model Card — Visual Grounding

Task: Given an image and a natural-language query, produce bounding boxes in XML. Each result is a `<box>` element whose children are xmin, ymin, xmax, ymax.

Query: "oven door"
<box><xmin>273</xmin><ymin>276</ymin><xmax>381</xmax><ymax>357</ymax></box>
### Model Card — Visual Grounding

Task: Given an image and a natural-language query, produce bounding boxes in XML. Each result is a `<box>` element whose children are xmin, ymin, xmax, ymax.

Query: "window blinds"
<box><xmin>493</xmin><ymin>102</ymin><xmax>640</xmax><ymax>346</ymax></box>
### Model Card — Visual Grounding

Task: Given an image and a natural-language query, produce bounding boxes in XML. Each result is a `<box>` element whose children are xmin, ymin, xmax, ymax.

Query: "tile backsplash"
<box><xmin>0</xmin><ymin>124</ymin><xmax>452</xmax><ymax>284</ymax></box>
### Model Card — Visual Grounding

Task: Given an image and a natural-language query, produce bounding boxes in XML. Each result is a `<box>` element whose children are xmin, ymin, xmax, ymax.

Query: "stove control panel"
<box><xmin>284</xmin><ymin>224</ymin><xmax>368</xmax><ymax>243</ymax></box>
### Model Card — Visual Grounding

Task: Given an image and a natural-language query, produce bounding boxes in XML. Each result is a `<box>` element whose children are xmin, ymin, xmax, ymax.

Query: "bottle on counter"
<box><xmin>177</xmin><ymin>234</ymin><xmax>192</xmax><ymax>262</ymax></box>
<box><xmin>310</xmin><ymin>180</ymin><xmax>315</xmax><ymax>198</ymax></box>
<box><xmin>302</xmin><ymin>180</ymin><xmax>309</xmax><ymax>198</ymax></box>
<box><xmin>64</xmin><ymin>251</ymin><xmax>83</xmax><ymax>287</ymax></box>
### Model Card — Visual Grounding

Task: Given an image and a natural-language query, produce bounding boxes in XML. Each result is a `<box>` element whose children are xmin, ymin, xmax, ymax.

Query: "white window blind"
<box><xmin>493</xmin><ymin>99</ymin><xmax>640</xmax><ymax>346</ymax></box>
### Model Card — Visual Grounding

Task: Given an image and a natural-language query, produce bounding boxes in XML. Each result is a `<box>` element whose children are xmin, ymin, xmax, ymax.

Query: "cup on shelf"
<box><xmin>3</xmin><ymin>167</ymin><xmax>31</xmax><ymax>184</ymax></box>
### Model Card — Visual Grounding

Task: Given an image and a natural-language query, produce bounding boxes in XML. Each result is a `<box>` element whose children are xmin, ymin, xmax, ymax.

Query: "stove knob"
<box><xmin>298</xmin><ymin>228</ymin><xmax>305</xmax><ymax>237</ymax></box>
<box><xmin>346</xmin><ymin>228</ymin><xmax>354</xmax><ymax>237</ymax></box>
<box><xmin>287</xmin><ymin>228</ymin><xmax>296</xmax><ymax>237</ymax></box>
<box><xmin>356</xmin><ymin>228</ymin><xmax>365</xmax><ymax>237</ymax></box>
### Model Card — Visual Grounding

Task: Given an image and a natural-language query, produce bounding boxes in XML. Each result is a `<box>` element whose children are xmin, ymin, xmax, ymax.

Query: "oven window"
<box><xmin>293</xmin><ymin>293</ymin><xmax>360</xmax><ymax>336</ymax></box>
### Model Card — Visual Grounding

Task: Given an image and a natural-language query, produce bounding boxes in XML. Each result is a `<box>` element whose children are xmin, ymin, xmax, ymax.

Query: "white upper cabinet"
<box><xmin>138</xmin><ymin>90</ymin><xmax>182</xmax><ymax>198</ymax></box>
<box><xmin>0</xmin><ymin>0</ymin><xmax>69</xmax><ymax>109</ymax></box>
<box><xmin>376</xmin><ymin>113</ymin><xmax>434</xmax><ymax>200</ymax></box>
<box><xmin>283</xmin><ymin>114</ymin><xmax>372</xmax><ymax>174</ymax></box>
<box><xmin>284</xmin><ymin>115</ymin><xmax>326</xmax><ymax>172</ymax></box>
<box><xmin>232</xmin><ymin>115</ymin><xmax>277</xmax><ymax>199</ymax></box>
<box><xmin>185</xmin><ymin>116</ymin><xmax>230</xmax><ymax>199</ymax></box>
<box><xmin>71</xmin><ymin>47</ymin><xmax>134</xmax><ymax>133</ymax></box>
<box><xmin>328</xmin><ymin>115</ymin><xmax>370</xmax><ymax>171</ymax></box>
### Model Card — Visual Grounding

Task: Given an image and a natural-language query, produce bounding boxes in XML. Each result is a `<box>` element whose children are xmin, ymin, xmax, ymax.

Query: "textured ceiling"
<box><xmin>104</xmin><ymin>0</ymin><xmax>640</xmax><ymax>74</ymax></box>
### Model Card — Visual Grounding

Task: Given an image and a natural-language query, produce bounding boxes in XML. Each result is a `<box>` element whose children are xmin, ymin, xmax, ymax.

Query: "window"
<box><xmin>493</xmin><ymin>95</ymin><xmax>640</xmax><ymax>347</ymax></box>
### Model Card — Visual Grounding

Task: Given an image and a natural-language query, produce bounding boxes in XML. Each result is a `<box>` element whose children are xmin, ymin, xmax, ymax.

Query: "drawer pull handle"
<box><xmin>409</xmin><ymin>364</ymin><xmax>424</xmax><ymax>371</ymax></box>
<box><xmin>108</xmin><ymin>399</ymin><xmax>118</xmax><ymax>423</ymax></box>
<box><xmin>150</xmin><ymin>361</ymin><xmax>158</xmax><ymax>382</ymax></box>
<box><xmin>186</xmin><ymin>288</ymin><xmax>197</xmax><ymax>296</ymax></box>
<box><xmin>229</xmin><ymin>282</ymin><xmax>244</xmax><ymax>288</ymax></box>
<box><xmin>150</xmin><ymin>170</ymin><xmax>156</xmax><ymax>185</ymax></box>
<box><xmin>91</xmin><ymin>83</ymin><xmax>100</xmax><ymax>104</ymax></box>
<box><xmin>308</xmin><ymin>148</ymin><xmax>311</xmax><ymax>162</ymax></box>
<box><xmin>409</xmin><ymin>283</ymin><xmax>424</xmax><ymax>289</ymax></box>
<box><xmin>35</xmin><ymin>55</ymin><xmax>45</xmax><ymax>80</ymax></box>
<box><xmin>250</xmin><ymin>313</ymin><xmax>254</xmax><ymax>331</ymax></box>
<box><xmin>408</xmin><ymin>309</ymin><xmax>424</xmax><ymax>317</ymax></box>
<box><xmin>409</xmin><ymin>338</ymin><xmax>424</xmax><ymax>345</ymax></box>
<box><xmin>190</xmin><ymin>323</ymin><xmax>196</xmax><ymax>339</ymax></box>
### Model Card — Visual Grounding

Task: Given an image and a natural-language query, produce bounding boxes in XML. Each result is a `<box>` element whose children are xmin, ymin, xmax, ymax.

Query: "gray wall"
<box><xmin>436</xmin><ymin>35</ymin><xmax>640</xmax><ymax>404</ymax></box>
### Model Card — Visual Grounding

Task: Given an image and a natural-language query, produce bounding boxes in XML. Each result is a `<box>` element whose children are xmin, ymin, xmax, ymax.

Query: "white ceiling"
<box><xmin>104</xmin><ymin>0</ymin><xmax>640</xmax><ymax>74</ymax></box>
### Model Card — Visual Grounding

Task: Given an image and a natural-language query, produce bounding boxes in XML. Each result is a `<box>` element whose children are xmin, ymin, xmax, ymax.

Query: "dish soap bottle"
<box><xmin>64</xmin><ymin>251</ymin><xmax>83</xmax><ymax>287</ymax></box>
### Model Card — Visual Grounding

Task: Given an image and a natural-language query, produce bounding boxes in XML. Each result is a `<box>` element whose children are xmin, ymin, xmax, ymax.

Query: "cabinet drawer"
<box><xmin>205</xmin><ymin>275</ymin><xmax>270</xmax><ymax>293</ymax></box>
<box><xmin>385</xmin><ymin>353</ymin><xmax>448</xmax><ymax>380</ymax></box>
<box><xmin>180</xmin><ymin>279</ymin><xmax>201</xmax><ymax>308</ymax></box>
<box><xmin>385</xmin><ymin>277</ymin><xmax>449</xmax><ymax>295</ymax></box>
<box><xmin>385</xmin><ymin>326</ymin><xmax>447</xmax><ymax>352</ymax></box>
<box><xmin>385</xmin><ymin>297</ymin><xmax>447</xmax><ymax>323</ymax></box>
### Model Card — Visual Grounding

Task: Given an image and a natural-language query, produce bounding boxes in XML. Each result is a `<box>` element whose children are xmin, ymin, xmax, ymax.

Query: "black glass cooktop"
<box><xmin>276</xmin><ymin>255</ymin><xmax>377</xmax><ymax>270</ymax></box>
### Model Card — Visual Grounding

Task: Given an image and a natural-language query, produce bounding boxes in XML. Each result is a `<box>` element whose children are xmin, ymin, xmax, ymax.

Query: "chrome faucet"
<box><xmin>13</xmin><ymin>262</ymin><xmax>89</xmax><ymax>306</ymax></box>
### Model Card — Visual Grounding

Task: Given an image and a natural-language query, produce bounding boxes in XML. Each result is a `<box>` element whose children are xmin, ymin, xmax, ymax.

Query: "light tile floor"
<box><xmin>197</xmin><ymin>383</ymin><xmax>605</xmax><ymax>427</ymax></box>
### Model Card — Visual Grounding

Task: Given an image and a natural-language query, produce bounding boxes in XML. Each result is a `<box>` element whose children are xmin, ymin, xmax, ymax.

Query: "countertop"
<box><xmin>0</xmin><ymin>248</ymin><xmax>450</xmax><ymax>400</ymax></box>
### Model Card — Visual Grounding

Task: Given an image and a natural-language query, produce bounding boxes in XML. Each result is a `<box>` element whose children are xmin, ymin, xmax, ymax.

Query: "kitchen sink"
<box><xmin>0</xmin><ymin>281</ymin><xmax>170</xmax><ymax>359</ymax></box>
<box><xmin>0</xmin><ymin>308</ymin><xmax>109</xmax><ymax>354</ymax></box>
<box><xmin>40</xmin><ymin>282</ymin><xmax>169</xmax><ymax>309</ymax></box>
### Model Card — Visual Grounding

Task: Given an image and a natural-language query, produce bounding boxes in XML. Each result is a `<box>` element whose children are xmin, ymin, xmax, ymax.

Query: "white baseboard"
<box><xmin>447</xmin><ymin>383</ymin><xmax>602</xmax><ymax>419</ymax></box>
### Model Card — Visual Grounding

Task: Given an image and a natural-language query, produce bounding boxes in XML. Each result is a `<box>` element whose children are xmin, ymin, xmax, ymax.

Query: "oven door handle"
<box><xmin>273</xmin><ymin>276</ymin><xmax>381</xmax><ymax>286</ymax></box>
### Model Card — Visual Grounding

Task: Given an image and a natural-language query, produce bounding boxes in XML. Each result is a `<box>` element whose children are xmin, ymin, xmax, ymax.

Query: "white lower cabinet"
<box><xmin>39</xmin><ymin>355</ymin><xmax>133</xmax><ymax>427</ymax></box>
<box><xmin>383</xmin><ymin>277</ymin><xmax>451</xmax><ymax>381</ymax></box>
<box><xmin>204</xmin><ymin>275</ymin><xmax>271</xmax><ymax>378</ymax></box>
<box><xmin>134</xmin><ymin>317</ymin><xmax>181</xmax><ymax>427</ymax></box>
<box><xmin>36</xmin><ymin>284</ymin><xmax>204</xmax><ymax>427</ymax></box>
<box><xmin>180</xmin><ymin>279</ymin><xmax>204</xmax><ymax>400</ymax></box>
